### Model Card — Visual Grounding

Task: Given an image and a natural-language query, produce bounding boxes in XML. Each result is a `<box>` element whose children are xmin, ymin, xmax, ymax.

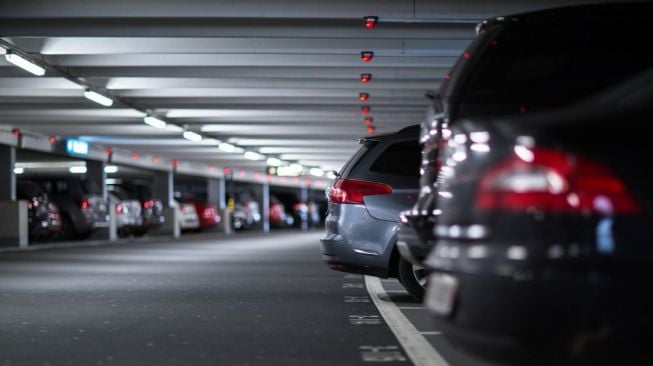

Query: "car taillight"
<box><xmin>328</xmin><ymin>179</ymin><xmax>392</xmax><ymax>204</ymax></box>
<box><xmin>115</xmin><ymin>203</ymin><xmax>124</xmax><ymax>214</ymax></box>
<box><xmin>475</xmin><ymin>147</ymin><xmax>640</xmax><ymax>215</ymax></box>
<box><xmin>203</xmin><ymin>207</ymin><xmax>216</xmax><ymax>219</ymax></box>
<box><xmin>79</xmin><ymin>198</ymin><xmax>91</xmax><ymax>210</ymax></box>
<box><xmin>143</xmin><ymin>200</ymin><xmax>154</xmax><ymax>209</ymax></box>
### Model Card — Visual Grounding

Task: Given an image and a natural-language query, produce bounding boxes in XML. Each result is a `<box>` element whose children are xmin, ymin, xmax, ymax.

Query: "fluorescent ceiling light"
<box><xmin>218</xmin><ymin>143</ymin><xmax>236</xmax><ymax>152</ymax></box>
<box><xmin>326</xmin><ymin>171</ymin><xmax>337</xmax><ymax>179</ymax></box>
<box><xmin>104</xmin><ymin>165</ymin><xmax>119</xmax><ymax>173</ymax></box>
<box><xmin>144</xmin><ymin>116</ymin><xmax>167</xmax><ymax>129</ymax></box>
<box><xmin>244</xmin><ymin>151</ymin><xmax>264</xmax><ymax>161</ymax></box>
<box><xmin>182</xmin><ymin>130</ymin><xmax>202</xmax><ymax>142</ymax></box>
<box><xmin>84</xmin><ymin>89</ymin><xmax>113</xmax><ymax>107</ymax></box>
<box><xmin>266</xmin><ymin>157</ymin><xmax>282</xmax><ymax>166</ymax></box>
<box><xmin>289</xmin><ymin>163</ymin><xmax>304</xmax><ymax>172</ymax></box>
<box><xmin>69</xmin><ymin>166</ymin><xmax>87</xmax><ymax>174</ymax></box>
<box><xmin>13</xmin><ymin>167</ymin><xmax>24</xmax><ymax>174</ymax></box>
<box><xmin>309</xmin><ymin>168</ymin><xmax>324</xmax><ymax>177</ymax></box>
<box><xmin>5</xmin><ymin>52</ymin><xmax>46</xmax><ymax>76</ymax></box>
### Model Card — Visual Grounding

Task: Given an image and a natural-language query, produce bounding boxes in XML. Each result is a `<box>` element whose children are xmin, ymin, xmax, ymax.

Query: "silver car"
<box><xmin>108</xmin><ymin>191</ymin><xmax>143</xmax><ymax>237</ymax></box>
<box><xmin>320</xmin><ymin>125</ymin><xmax>426</xmax><ymax>299</ymax></box>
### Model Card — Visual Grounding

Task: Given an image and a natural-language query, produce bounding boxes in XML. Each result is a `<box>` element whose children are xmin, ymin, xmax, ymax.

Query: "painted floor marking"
<box><xmin>397</xmin><ymin>306</ymin><xmax>428</xmax><ymax>310</ymax></box>
<box><xmin>343</xmin><ymin>283</ymin><xmax>365</xmax><ymax>289</ymax></box>
<box><xmin>345</xmin><ymin>296</ymin><xmax>371</xmax><ymax>303</ymax></box>
<box><xmin>359</xmin><ymin>345</ymin><xmax>407</xmax><ymax>362</ymax></box>
<box><xmin>420</xmin><ymin>331</ymin><xmax>443</xmax><ymax>335</ymax></box>
<box><xmin>365</xmin><ymin>276</ymin><xmax>450</xmax><ymax>366</ymax></box>
<box><xmin>385</xmin><ymin>290</ymin><xmax>409</xmax><ymax>293</ymax></box>
<box><xmin>349</xmin><ymin>315</ymin><xmax>383</xmax><ymax>325</ymax></box>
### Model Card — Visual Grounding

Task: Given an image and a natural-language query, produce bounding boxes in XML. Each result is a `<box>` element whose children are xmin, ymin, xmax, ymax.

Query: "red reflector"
<box><xmin>79</xmin><ymin>199</ymin><xmax>91</xmax><ymax>210</ymax></box>
<box><xmin>115</xmin><ymin>203</ymin><xmax>124</xmax><ymax>214</ymax></box>
<box><xmin>329</xmin><ymin>179</ymin><xmax>392</xmax><ymax>204</ymax></box>
<box><xmin>361</xmin><ymin>51</ymin><xmax>374</xmax><ymax>62</ymax></box>
<box><xmin>363</xmin><ymin>16</ymin><xmax>378</xmax><ymax>29</ymax></box>
<box><xmin>361</xmin><ymin>106</ymin><xmax>371</xmax><ymax>114</ymax></box>
<box><xmin>360</xmin><ymin>73</ymin><xmax>372</xmax><ymax>83</ymax></box>
<box><xmin>359</xmin><ymin>93</ymin><xmax>369</xmax><ymax>101</ymax></box>
<box><xmin>475</xmin><ymin>147</ymin><xmax>640</xmax><ymax>215</ymax></box>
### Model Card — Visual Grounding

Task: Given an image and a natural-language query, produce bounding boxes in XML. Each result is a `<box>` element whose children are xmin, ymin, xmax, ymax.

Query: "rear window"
<box><xmin>369</xmin><ymin>141</ymin><xmax>421</xmax><ymax>177</ymax></box>
<box><xmin>338</xmin><ymin>141</ymin><xmax>375</xmax><ymax>178</ymax></box>
<box><xmin>467</xmin><ymin>19</ymin><xmax>651</xmax><ymax>96</ymax></box>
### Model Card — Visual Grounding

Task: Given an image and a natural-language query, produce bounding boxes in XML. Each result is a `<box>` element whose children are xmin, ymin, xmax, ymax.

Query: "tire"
<box><xmin>398</xmin><ymin>257</ymin><xmax>427</xmax><ymax>301</ymax></box>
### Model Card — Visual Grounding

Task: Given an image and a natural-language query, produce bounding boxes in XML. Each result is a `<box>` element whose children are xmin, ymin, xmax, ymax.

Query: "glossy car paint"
<box><xmin>401</xmin><ymin>3</ymin><xmax>653</xmax><ymax>266</ymax></box>
<box><xmin>423</xmin><ymin>69</ymin><xmax>653</xmax><ymax>359</ymax></box>
<box><xmin>321</xmin><ymin>126</ymin><xmax>420</xmax><ymax>278</ymax></box>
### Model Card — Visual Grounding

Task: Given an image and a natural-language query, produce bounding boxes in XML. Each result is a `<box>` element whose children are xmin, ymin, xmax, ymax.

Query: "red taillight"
<box><xmin>475</xmin><ymin>147</ymin><xmax>640</xmax><ymax>215</ymax></box>
<box><xmin>328</xmin><ymin>179</ymin><xmax>392</xmax><ymax>204</ymax></box>
<box><xmin>143</xmin><ymin>200</ymin><xmax>154</xmax><ymax>209</ymax></box>
<box><xmin>203</xmin><ymin>207</ymin><xmax>217</xmax><ymax>219</ymax></box>
<box><xmin>79</xmin><ymin>199</ymin><xmax>91</xmax><ymax>210</ymax></box>
<box><xmin>115</xmin><ymin>203</ymin><xmax>124</xmax><ymax>214</ymax></box>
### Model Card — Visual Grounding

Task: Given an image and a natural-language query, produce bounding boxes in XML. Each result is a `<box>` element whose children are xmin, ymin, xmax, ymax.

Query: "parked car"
<box><xmin>269</xmin><ymin>195</ymin><xmax>293</xmax><ymax>228</ymax></box>
<box><xmin>175</xmin><ymin>199</ymin><xmax>199</xmax><ymax>231</ymax></box>
<box><xmin>16</xmin><ymin>179</ymin><xmax>61</xmax><ymax>242</ymax></box>
<box><xmin>28</xmin><ymin>177</ymin><xmax>108</xmax><ymax>240</ymax></box>
<box><xmin>307</xmin><ymin>201</ymin><xmax>322</xmax><ymax>228</ymax></box>
<box><xmin>423</xmin><ymin>66</ymin><xmax>653</xmax><ymax>364</ymax></box>
<box><xmin>109</xmin><ymin>181</ymin><xmax>164</xmax><ymax>235</ymax></box>
<box><xmin>108</xmin><ymin>190</ymin><xmax>143</xmax><ymax>237</ymax></box>
<box><xmin>231</xmin><ymin>193</ymin><xmax>261</xmax><ymax>231</ymax></box>
<box><xmin>180</xmin><ymin>197</ymin><xmax>220</xmax><ymax>231</ymax></box>
<box><xmin>399</xmin><ymin>2</ymin><xmax>653</xmax><ymax>268</ymax></box>
<box><xmin>320</xmin><ymin>125</ymin><xmax>424</xmax><ymax>299</ymax></box>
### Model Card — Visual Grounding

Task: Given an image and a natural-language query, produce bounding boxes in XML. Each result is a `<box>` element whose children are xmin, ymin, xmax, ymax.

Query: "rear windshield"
<box><xmin>466</xmin><ymin>19</ymin><xmax>651</xmax><ymax>96</ymax></box>
<box><xmin>338</xmin><ymin>141</ymin><xmax>375</xmax><ymax>178</ymax></box>
<box><xmin>370</xmin><ymin>141</ymin><xmax>421</xmax><ymax>177</ymax></box>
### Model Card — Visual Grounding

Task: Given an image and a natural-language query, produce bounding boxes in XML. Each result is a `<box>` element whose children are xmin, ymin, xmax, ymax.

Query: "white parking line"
<box><xmin>420</xmin><ymin>332</ymin><xmax>443</xmax><ymax>336</ymax></box>
<box><xmin>385</xmin><ymin>290</ymin><xmax>409</xmax><ymax>293</ymax></box>
<box><xmin>398</xmin><ymin>306</ymin><xmax>428</xmax><ymax>310</ymax></box>
<box><xmin>365</xmin><ymin>276</ymin><xmax>450</xmax><ymax>366</ymax></box>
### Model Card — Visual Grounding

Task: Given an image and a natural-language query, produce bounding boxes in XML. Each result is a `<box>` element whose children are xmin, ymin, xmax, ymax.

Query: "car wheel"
<box><xmin>398</xmin><ymin>257</ymin><xmax>427</xmax><ymax>301</ymax></box>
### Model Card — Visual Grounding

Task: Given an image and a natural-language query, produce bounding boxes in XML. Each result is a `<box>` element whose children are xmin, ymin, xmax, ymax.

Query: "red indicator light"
<box><xmin>363</xmin><ymin>16</ymin><xmax>378</xmax><ymax>29</ymax></box>
<box><xmin>359</xmin><ymin>93</ymin><xmax>369</xmax><ymax>101</ymax></box>
<box><xmin>106</xmin><ymin>148</ymin><xmax>113</xmax><ymax>155</ymax></box>
<box><xmin>463</xmin><ymin>52</ymin><xmax>471</xmax><ymax>59</ymax></box>
<box><xmin>361</xmin><ymin>106</ymin><xmax>371</xmax><ymax>114</ymax></box>
<box><xmin>280</xmin><ymin>177</ymin><xmax>287</xmax><ymax>183</ymax></box>
<box><xmin>360</xmin><ymin>73</ymin><xmax>372</xmax><ymax>83</ymax></box>
<box><xmin>224</xmin><ymin>167</ymin><xmax>231</xmax><ymax>175</ymax></box>
<box><xmin>305</xmin><ymin>179</ymin><xmax>313</xmax><ymax>186</ymax></box>
<box><xmin>11</xmin><ymin>129</ymin><xmax>20</xmax><ymax>137</ymax></box>
<box><xmin>490</xmin><ymin>39</ymin><xmax>498</xmax><ymax>47</ymax></box>
<box><xmin>208</xmin><ymin>165</ymin><xmax>216</xmax><ymax>173</ymax></box>
<box><xmin>292</xmin><ymin>177</ymin><xmax>300</xmax><ymax>183</ymax></box>
<box><xmin>519</xmin><ymin>105</ymin><xmax>528</xmax><ymax>113</ymax></box>
<box><xmin>49</xmin><ymin>136</ymin><xmax>56</xmax><ymax>144</ymax></box>
<box><xmin>361</xmin><ymin>51</ymin><xmax>374</xmax><ymax>63</ymax></box>
<box><xmin>364</xmin><ymin>117</ymin><xmax>374</xmax><ymax>126</ymax></box>
<box><xmin>131</xmin><ymin>152</ymin><xmax>139</xmax><ymax>160</ymax></box>
<box><xmin>316</xmin><ymin>180</ymin><xmax>323</xmax><ymax>186</ymax></box>
<box><xmin>254</xmin><ymin>172</ymin><xmax>262</xmax><ymax>179</ymax></box>
<box><xmin>172</xmin><ymin>160</ymin><xmax>180</xmax><ymax>168</ymax></box>
<box><xmin>152</xmin><ymin>155</ymin><xmax>160</xmax><ymax>164</ymax></box>
<box><xmin>267</xmin><ymin>175</ymin><xmax>274</xmax><ymax>181</ymax></box>
<box><xmin>239</xmin><ymin>170</ymin><xmax>246</xmax><ymax>177</ymax></box>
<box><xmin>367</xmin><ymin>126</ymin><xmax>376</xmax><ymax>134</ymax></box>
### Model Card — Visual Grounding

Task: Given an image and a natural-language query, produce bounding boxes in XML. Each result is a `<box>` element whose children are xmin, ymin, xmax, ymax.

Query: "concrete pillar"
<box><xmin>0</xmin><ymin>144</ymin><xmax>16</xmax><ymax>201</ymax></box>
<box><xmin>86</xmin><ymin>160</ymin><xmax>106</xmax><ymax>202</ymax></box>
<box><xmin>262</xmin><ymin>181</ymin><xmax>270</xmax><ymax>233</ymax></box>
<box><xmin>152</xmin><ymin>171</ymin><xmax>179</xmax><ymax>238</ymax></box>
<box><xmin>206</xmin><ymin>177</ymin><xmax>224</xmax><ymax>234</ymax></box>
<box><xmin>300</xmin><ymin>187</ymin><xmax>309</xmax><ymax>231</ymax></box>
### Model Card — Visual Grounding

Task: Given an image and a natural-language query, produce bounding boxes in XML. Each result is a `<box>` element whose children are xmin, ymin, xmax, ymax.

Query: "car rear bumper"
<box><xmin>424</xmin><ymin>240</ymin><xmax>653</xmax><ymax>354</ymax></box>
<box><xmin>397</xmin><ymin>222</ymin><xmax>431</xmax><ymax>265</ymax></box>
<box><xmin>320</xmin><ymin>236</ymin><xmax>390</xmax><ymax>278</ymax></box>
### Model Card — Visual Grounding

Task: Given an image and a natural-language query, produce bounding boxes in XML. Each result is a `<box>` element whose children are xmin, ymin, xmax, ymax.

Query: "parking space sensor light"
<box><xmin>361</xmin><ymin>106</ymin><xmax>371</xmax><ymax>114</ymax></box>
<box><xmin>364</xmin><ymin>117</ymin><xmax>374</xmax><ymax>126</ymax></box>
<box><xmin>83</xmin><ymin>89</ymin><xmax>113</xmax><ymax>107</ymax></box>
<box><xmin>144</xmin><ymin>116</ymin><xmax>167</xmax><ymax>129</ymax></box>
<box><xmin>309</xmin><ymin>168</ymin><xmax>324</xmax><ymax>177</ymax></box>
<box><xmin>359</xmin><ymin>93</ymin><xmax>369</xmax><ymax>101</ymax></box>
<box><xmin>266</xmin><ymin>157</ymin><xmax>282</xmax><ymax>166</ymax></box>
<box><xmin>361</xmin><ymin>51</ymin><xmax>374</xmax><ymax>63</ymax></box>
<box><xmin>218</xmin><ymin>142</ymin><xmax>236</xmax><ymax>152</ymax></box>
<box><xmin>363</xmin><ymin>16</ymin><xmax>379</xmax><ymax>29</ymax></box>
<box><xmin>360</xmin><ymin>74</ymin><xmax>372</xmax><ymax>83</ymax></box>
<box><xmin>244</xmin><ymin>151</ymin><xmax>264</xmax><ymax>160</ymax></box>
<box><xmin>5</xmin><ymin>51</ymin><xmax>46</xmax><ymax>76</ymax></box>
<box><xmin>182</xmin><ymin>130</ymin><xmax>202</xmax><ymax>142</ymax></box>
<box><xmin>290</xmin><ymin>163</ymin><xmax>304</xmax><ymax>172</ymax></box>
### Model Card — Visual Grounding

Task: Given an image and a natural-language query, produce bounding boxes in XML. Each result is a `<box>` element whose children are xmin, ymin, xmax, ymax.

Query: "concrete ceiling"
<box><xmin>0</xmin><ymin>0</ymin><xmax>609</xmax><ymax>174</ymax></box>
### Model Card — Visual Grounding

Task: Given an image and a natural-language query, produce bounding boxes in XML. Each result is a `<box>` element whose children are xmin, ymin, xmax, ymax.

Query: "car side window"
<box><xmin>369</xmin><ymin>141</ymin><xmax>421</xmax><ymax>177</ymax></box>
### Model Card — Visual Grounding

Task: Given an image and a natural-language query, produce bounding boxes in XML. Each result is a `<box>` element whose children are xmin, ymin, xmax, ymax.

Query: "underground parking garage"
<box><xmin>2</xmin><ymin>1</ymin><xmax>653</xmax><ymax>365</ymax></box>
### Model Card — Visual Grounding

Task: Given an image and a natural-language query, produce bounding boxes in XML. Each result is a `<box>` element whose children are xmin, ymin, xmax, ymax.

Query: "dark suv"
<box><xmin>109</xmin><ymin>181</ymin><xmax>164</xmax><ymax>235</ymax></box>
<box><xmin>16</xmin><ymin>179</ymin><xmax>61</xmax><ymax>242</ymax></box>
<box><xmin>31</xmin><ymin>177</ymin><xmax>108</xmax><ymax>240</ymax></box>
<box><xmin>399</xmin><ymin>2</ymin><xmax>653</xmax><ymax>266</ymax></box>
<box><xmin>321</xmin><ymin>125</ymin><xmax>424</xmax><ymax>299</ymax></box>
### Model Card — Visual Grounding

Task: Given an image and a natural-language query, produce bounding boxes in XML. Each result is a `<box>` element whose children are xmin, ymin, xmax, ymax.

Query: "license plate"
<box><xmin>425</xmin><ymin>273</ymin><xmax>458</xmax><ymax>316</ymax></box>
